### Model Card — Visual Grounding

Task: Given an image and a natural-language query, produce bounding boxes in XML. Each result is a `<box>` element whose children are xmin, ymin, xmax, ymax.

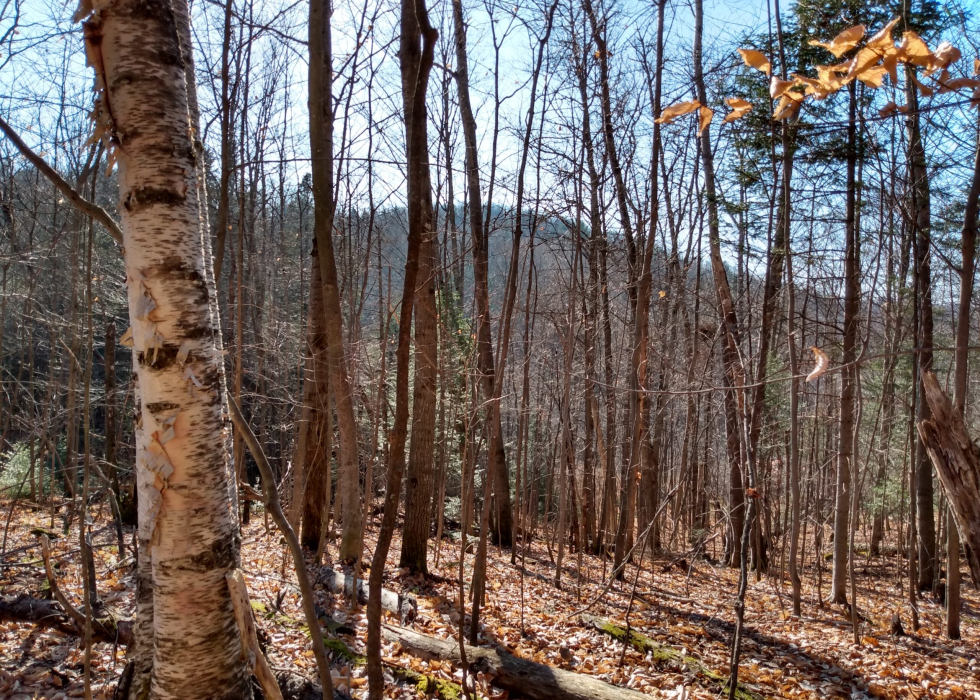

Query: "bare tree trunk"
<box><xmin>943</xmin><ymin>110</ymin><xmax>980</xmax><ymax>638</ymax></box>
<box><xmin>301</xmin><ymin>240</ymin><xmax>333</xmax><ymax>551</ymax></box>
<box><xmin>212</xmin><ymin>0</ymin><xmax>235</xmax><ymax>283</ymax></box>
<box><xmin>831</xmin><ymin>80</ymin><xmax>858</xmax><ymax>606</ymax></box>
<box><xmin>571</xmin><ymin>41</ymin><xmax>613</xmax><ymax>554</ymax></box>
<box><xmin>309</xmin><ymin>0</ymin><xmax>363</xmax><ymax>563</ymax></box>
<box><xmin>104</xmin><ymin>321</ymin><xmax>119</xmax><ymax>499</ymax></box>
<box><xmin>366</xmin><ymin>0</ymin><xmax>436</xmax><ymax>694</ymax></box>
<box><xmin>770</xmin><ymin>0</ymin><xmax>800</xmax><ymax>615</ymax></box>
<box><xmin>400</xmin><ymin>223</ymin><xmax>439</xmax><ymax>574</ymax></box>
<box><xmin>450</xmin><ymin>0</ymin><xmax>513</xmax><ymax>549</ymax></box>
<box><xmin>555</xmin><ymin>202</ymin><xmax>582</xmax><ymax>589</ymax></box>
<box><xmin>79</xmin><ymin>1</ymin><xmax>249</xmax><ymax>695</ymax></box>
<box><xmin>692</xmin><ymin>0</ymin><xmax>745</xmax><ymax>569</ymax></box>
<box><xmin>906</xmin><ymin>72</ymin><xmax>937</xmax><ymax>593</ymax></box>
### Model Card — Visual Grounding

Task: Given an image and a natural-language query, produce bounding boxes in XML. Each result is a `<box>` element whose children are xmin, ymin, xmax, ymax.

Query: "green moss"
<box><xmin>257</xmin><ymin>605</ymin><xmax>303</xmax><ymax>629</ymax></box>
<box><xmin>392</xmin><ymin>667</ymin><xmax>463</xmax><ymax>700</ymax></box>
<box><xmin>270</xmin><ymin>609</ymin><xmax>459</xmax><ymax>698</ymax></box>
<box><xmin>322</xmin><ymin>637</ymin><xmax>366</xmax><ymax>665</ymax></box>
<box><xmin>586</xmin><ymin>616</ymin><xmax>763</xmax><ymax>700</ymax></box>
<box><xmin>320</xmin><ymin>637</ymin><xmax>461</xmax><ymax>699</ymax></box>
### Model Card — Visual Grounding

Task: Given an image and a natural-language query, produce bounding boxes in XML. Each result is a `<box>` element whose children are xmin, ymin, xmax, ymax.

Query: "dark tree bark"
<box><xmin>301</xmin><ymin>239</ymin><xmax>333</xmax><ymax>552</ymax></box>
<box><xmin>400</xmin><ymin>225</ymin><xmax>439</xmax><ymax>574</ymax></box>
<box><xmin>310</xmin><ymin>0</ymin><xmax>363</xmax><ymax>563</ymax></box>
<box><xmin>831</xmin><ymin>80</ymin><xmax>858</xmax><ymax>606</ymax></box>
<box><xmin>451</xmin><ymin>0</ymin><xmax>513</xmax><ymax>548</ymax></box>
<box><xmin>365</xmin><ymin>0</ymin><xmax>436</xmax><ymax>694</ymax></box>
<box><xmin>906</xmin><ymin>72</ymin><xmax>937</xmax><ymax>593</ymax></box>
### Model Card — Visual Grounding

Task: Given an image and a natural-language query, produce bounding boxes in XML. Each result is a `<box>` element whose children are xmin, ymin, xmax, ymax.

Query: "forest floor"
<box><xmin>0</xmin><ymin>498</ymin><xmax>978</xmax><ymax>700</ymax></box>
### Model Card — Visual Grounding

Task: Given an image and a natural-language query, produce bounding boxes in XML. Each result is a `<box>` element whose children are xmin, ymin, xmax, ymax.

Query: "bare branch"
<box><xmin>0</xmin><ymin>115</ymin><xmax>123</xmax><ymax>246</ymax></box>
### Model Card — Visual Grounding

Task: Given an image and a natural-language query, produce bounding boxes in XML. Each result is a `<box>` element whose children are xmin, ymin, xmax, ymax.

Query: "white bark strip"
<box><xmin>78</xmin><ymin>0</ymin><xmax>248</xmax><ymax>698</ymax></box>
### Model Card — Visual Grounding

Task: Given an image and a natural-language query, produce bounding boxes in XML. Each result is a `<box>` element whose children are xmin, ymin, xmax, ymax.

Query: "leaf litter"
<box><xmin>0</xmin><ymin>498</ymin><xmax>977</xmax><ymax>699</ymax></box>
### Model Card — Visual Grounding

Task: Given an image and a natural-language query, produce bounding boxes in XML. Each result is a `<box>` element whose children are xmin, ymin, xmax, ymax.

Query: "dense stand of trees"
<box><xmin>1</xmin><ymin>0</ymin><xmax>979</xmax><ymax>696</ymax></box>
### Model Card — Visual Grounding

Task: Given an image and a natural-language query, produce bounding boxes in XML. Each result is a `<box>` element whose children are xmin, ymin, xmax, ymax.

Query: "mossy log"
<box><xmin>581</xmin><ymin>615</ymin><xmax>763</xmax><ymax>700</ymax></box>
<box><xmin>321</xmin><ymin>631</ymin><xmax>463</xmax><ymax>699</ymax></box>
<box><xmin>382</xmin><ymin>623</ymin><xmax>651</xmax><ymax>700</ymax></box>
<box><xmin>252</xmin><ymin>601</ymin><xmax>460</xmax><ymax>699</ymax></box>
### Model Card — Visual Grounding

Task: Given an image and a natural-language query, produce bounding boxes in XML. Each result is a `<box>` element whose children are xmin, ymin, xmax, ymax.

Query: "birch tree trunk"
<box><xmin>79</xmin><ymin>1</ymin><xmax>248</xmax><ymax>697</ymax></box>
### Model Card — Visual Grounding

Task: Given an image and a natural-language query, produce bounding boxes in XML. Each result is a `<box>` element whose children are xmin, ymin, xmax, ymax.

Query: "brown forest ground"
<box><xmin>0</xmin><ymin>497</ymin><xmax>978</xmax><ymax>699</ymax></box>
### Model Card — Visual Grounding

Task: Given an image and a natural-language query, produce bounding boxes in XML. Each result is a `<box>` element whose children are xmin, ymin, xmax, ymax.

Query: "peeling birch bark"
<box><xmin>76</xmin><ymin>0</ymin><xmax>248</xmax><ymax>697</ymax></box>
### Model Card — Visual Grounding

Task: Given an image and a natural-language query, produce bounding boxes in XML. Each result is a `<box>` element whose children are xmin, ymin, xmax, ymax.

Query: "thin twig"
<box><xmin>228</xmin><ymin>397</ymin><xmax>335</xmax><ymax>700</ymax></box>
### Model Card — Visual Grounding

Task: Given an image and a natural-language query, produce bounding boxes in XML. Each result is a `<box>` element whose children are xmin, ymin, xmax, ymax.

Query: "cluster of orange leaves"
<box><xmin>657</xmin><ymin>18</ymin><xmax>980</xmax><ymax>131</ymax></box>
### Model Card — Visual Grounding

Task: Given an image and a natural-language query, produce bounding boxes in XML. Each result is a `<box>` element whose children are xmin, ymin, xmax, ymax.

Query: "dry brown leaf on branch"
<box><xmin>867</xmin><ymin>17</ymin><xmax>900</xmax><ymax>51</ymax></box>
<box><xmin>882</xmin><ymin>52</ymin><xmax>900</xmax><ymax>84</ymax></box>
<box><xmin>911</xmin><ymin>72</ymin><xmax>935</xmax><ymax>97</ymax></box>
<box><xmin>841</xmin><ymin>19</ymin><xmax>899</xmax><ymax>84</ymax></box>
<box><xmin>791</xmin><ymin>73</ymin><xmax>837</xmax><ymax>100</ymax></box>
<box><xmin>791</xmin><ymin>73</ymin><xmax>820</xmax><ymax>92</ymax></box>
<box><xmin>737</xmin><ymin>48</ymin><xmax>771</xmax><ymax>76</ymax></box>
<box><xmin>698</xmin><ymin>105</ymin><xmax>713</xmax><ymax>135</ymax></box>
<box><xmin>723</xmin><ymin>97</ymin><xmax>753</xmax><ymax>123</ymax></box>
<box><xmin>878</xmin><ymin>101</ymin><xmax>898</xmax><ymax>117</ymax></box>
<box><xmin>772</xmin><ymin>93</ymin><xmax>802</xmax><ymax>121</ymax></box>
<box><xmin>855</xmin><ymin>65</ymin><xmax>887</xmax><ymax>88</ymax></box>
<box><xmin>805</xmin><ymin>347</ymin><xmax>829</xmax><ymax>382</ymax></box>
<box><xmin>974</xmin><ymin>57</ymin><xmax>980</xmax><ymax>76</ymax></box>
<box><xmin>815</xmin><ymin>76</ymin><xmax>844</xmax><ymax>96</ymax></box>
<box><xmin>808</xmin><ymin>24</ymin><xmax>864</xmax><ymax>58</ymax></box>
<box><xmin>931</xmin><ymin>41</ymin><xmax>962</xmax><ymax>72</ymax></box>
<box><xmin>937</xmin><ymin>74</ymin><xmax>980</xmax><ymax>94</ymax></box>
<box><xmin>845</xmin><ymin>47</ymin><xmax>877</xmax><ymax>83</ymax></box>
<box><xmin>769</xmin><ymin>76</ymin><xmax>797</xmax><ymax>99</ymax></box>
<box><xmin>897</xmin><ymin>31</ymin><xmax>932</xmax><ymax>67</ymax></box>
<box><xmin>817</xmin><ymin>60</ymin><xmax>852</xmax><ymax>92</ymax></box>
<box><xmin>655</xmin><ymin>100</ymin><xmax>700</xmax><ymax>125</ymax></box>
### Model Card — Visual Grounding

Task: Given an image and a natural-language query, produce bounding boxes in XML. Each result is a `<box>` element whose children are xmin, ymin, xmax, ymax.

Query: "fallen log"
<box><xmin>318</xmin><ymin>567</ymin><xmax>417</xmax><ymax>623</ymax></box>
<box><xmin>0</xmin><ymin>594</ymin><xmax>76</xmax><ymax>636</ymax></box>
<box><xmin>275</xmin><ymin>671</ymin><xmax>347</xmax><ymax>700</ymax></box>
<box><xmin>581</xmin><ymin>615</ymin><xmax>763</xmax><ymax>700</ymax></box>
<box><xmin>322</xmin><ymin>628</ymin><xmax>463</xmax><ymax>699</ymax></box>
<box><xmin>382</xmin><ymin>623</ymin><xmax>651</xmax><ymax>700</ymax></box>
<box><xmin>917</xmin><ymin>371</ymin><xmax>980</xmax><ymax>585</ymax></box>
<box><xmin>39</xmin><ymin>534</ymin><xmax>132</xmax><ymax>645</ymax></box>
<box><xmin>0</xmin><ymin>593</ymin><xmax>132</xmax><ymax>645</ymax></box>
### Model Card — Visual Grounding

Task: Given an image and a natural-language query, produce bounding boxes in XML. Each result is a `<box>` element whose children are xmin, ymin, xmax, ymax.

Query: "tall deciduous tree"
<box><xmin>309</xmin><ymin>0</ymin><xmax>363</xmax><ymax>563</ymax></box>
<box><xmin>366</xmin><ymin>0</ymin><xmax>436</xmax><ymax>693</ymax></box>
<box><xmin>78</xmin><ymin>0</ymin><xmax>248</xmax><ymax>696</ymax></box>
